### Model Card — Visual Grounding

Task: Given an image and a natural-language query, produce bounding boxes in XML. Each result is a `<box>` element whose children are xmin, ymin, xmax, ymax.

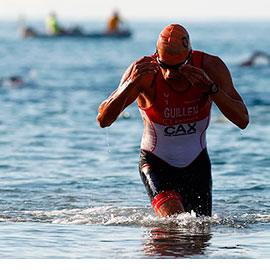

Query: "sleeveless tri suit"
<box><xmin>138</xmin><ymin>50</ymin><xmax>213</xmax><ymax>216</ymax></box>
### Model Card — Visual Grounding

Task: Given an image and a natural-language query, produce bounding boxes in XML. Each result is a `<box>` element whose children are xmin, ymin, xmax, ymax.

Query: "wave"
<box><xmin>1</xmin><ymin>206</ymin><xmax>270</xmax><ymax>231</ymax></box>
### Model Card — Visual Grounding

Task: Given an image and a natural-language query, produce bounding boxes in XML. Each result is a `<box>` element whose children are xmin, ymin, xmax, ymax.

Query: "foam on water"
<box><xmin>2</xmin><ymin>206</ymin><xmax>270</xmax><ymax>233</ymax></box>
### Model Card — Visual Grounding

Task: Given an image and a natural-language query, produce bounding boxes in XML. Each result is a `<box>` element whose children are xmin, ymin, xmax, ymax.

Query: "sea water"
<box><xmin>0</xmin><ymin>19</ymin><xmax>269</xmax><ymax>259</ymax></box>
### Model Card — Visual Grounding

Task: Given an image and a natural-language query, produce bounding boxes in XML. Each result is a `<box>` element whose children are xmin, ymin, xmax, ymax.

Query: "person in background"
<box><xmin>18</xmin><ymin>15</ymin><xmax>38</xmax><ymax>38</ymax></box>
<box><xmin>107</xmin><ymin>10</ymin><xmax>122</xmax><ymax>33</ymax></box>
<box><xmin>97</xmin><ymin>24</ymin><xmax>249</xmax><ymax>218</ymax></box>
<box><xmin>46</xmin><ymin>12</ymin><xmax>66</xmax><ymax>35</ymax></box>
<box><xmin>240</xmin><ymin>51</ymin><xmax>270</xmax><ymax>66</ymax></box>
<box><xmin>0</xmin><ymin>76</ymin><xmax>24</xmax><ymax>87</ymax></box>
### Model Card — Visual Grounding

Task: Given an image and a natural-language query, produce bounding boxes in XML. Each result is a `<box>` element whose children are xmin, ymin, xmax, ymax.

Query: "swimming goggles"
<box><xmin>156</xmin><ymin>50</ymin><xmax>192</xmax><ymax>70</ymax></box>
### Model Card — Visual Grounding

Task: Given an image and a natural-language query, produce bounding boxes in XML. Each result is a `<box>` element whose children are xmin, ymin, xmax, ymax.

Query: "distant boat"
<box><xmin>18</xmin><ymin>17</ymin><xmax>132</xmax><ymax>39</ymax></box>
<box><xmin>20</xmin><ymin>25</ymin><xmax>132</xmax><ymax>39</ymax></box>
<box><xmin>26</xmin><ymin>30</ymin><xmax>132</xmax><ymax>39</ymax></box>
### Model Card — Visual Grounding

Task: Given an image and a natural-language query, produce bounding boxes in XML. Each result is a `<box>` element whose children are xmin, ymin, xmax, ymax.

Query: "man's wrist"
<box><xmin>204</xmin><ymin>82</ymin><xmax>219</xmax><ymax>96</ymax></box>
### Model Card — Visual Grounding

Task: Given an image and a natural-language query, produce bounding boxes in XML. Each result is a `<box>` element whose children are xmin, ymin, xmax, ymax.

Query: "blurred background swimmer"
<box><xmin>0</xmin><ymin>76</ymin><xmax>24</xmax><ymax>88</ymax></box>
<box><xmin>241</xmin><ymin>51</ymin><xmax>270</xmax><ymax>66</ymax></box>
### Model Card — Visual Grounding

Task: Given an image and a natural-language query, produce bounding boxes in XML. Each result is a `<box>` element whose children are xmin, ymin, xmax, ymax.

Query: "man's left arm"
<box><xmin>204</xmin><ymin>55</ymin><xmax>249</xmax><ymax>129</ymax></box>
<box><xmin>180</xmin><ymin>54</ymin><xmax>249</xmax><ymax>129</ymax></box>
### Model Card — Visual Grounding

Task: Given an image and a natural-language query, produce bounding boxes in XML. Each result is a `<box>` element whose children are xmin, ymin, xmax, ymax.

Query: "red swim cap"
<box><xmin>157</xmin><ymin>24</ymin><xmax>191</xmax><ymax>63</ymax></box>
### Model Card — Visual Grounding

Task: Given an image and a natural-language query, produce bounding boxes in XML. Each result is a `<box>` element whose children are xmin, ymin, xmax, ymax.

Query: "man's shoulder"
<box><xmin>203</xmin><ymin>53</ymin><xmax>222</xmax><ymax>65</ymax></box>
<box><xmin>202</xmin><ymin>53</ymin><xmax>227</xmax><ymax>73</ymax></box>
<box><xmin>202</xmin><ymin>53</ymin><xmax>232</xmax><ymax>86</ymax></box>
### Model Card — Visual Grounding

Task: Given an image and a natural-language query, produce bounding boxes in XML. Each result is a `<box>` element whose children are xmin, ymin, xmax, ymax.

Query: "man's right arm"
<box><xmin>97</xmin><ymin>56</ymin><xmax>159</xmax><ymax>128</ymax></box>
<box><xmin>96</xmin><ymin>75</ymin><xmax>140</xmax><ymax>128</ymax></box>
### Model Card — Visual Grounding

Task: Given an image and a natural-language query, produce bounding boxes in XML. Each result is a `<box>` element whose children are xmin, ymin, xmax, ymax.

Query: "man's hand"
<box><xmin>179</xmin><ymin>64</ymin><xmax>213</xmax><ymax>92</ymax></box>
<box><xmin>128</xmin><ymin>56</ymin><xmax>159</xmax><ymax>85</ymax></box>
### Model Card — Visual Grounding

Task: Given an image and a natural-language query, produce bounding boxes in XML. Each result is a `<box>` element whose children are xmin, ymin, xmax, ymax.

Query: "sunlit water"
<box><xmin>0</xmin><ymin>20</ymin><xmax>269</xmax><ymax>258</ymax></box>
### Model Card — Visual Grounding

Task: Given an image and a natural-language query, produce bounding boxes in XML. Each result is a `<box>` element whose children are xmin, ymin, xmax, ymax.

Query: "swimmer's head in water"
<box><xmin>157</xmin><ymin>24</ymin><xmax>192</xmax><ymax>64</ymax></box>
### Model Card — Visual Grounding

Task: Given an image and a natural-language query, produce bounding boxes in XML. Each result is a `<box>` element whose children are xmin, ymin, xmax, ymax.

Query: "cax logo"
<box><xmin>164</xmin><ymin>123</ymin><xmax>196</xmax><ymax>136</ymax></box>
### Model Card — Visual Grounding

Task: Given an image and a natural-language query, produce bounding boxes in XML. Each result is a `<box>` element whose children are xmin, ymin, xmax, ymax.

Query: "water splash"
<box><xmin>105</xmin><ymin>127</ymin><xmax>111</xmax><ymax>153</ymax></box>
<box><xmin>2</xmin><ymin>207</ymin><xmax>270</xmax><ymax>232</ymax></box>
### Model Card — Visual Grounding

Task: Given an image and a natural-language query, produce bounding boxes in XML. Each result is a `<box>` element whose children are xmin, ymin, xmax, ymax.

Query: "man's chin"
<box><xmin>165</xmin><ymin>75</ymin><xmax>183</xmax><ymax>82</ymax></box>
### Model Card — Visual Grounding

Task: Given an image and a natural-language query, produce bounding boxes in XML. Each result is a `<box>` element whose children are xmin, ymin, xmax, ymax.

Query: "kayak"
<box><xmin>22</xmin><ymin>29</ymin><xmax>132</xmax><ymax>39</ymax></box>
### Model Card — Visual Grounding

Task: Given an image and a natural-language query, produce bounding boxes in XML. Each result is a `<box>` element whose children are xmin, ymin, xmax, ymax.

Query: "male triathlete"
<box><xmin>97</xmin><ymin>24</ymin><xmax>249</xmax><ymax>217</ymax></box>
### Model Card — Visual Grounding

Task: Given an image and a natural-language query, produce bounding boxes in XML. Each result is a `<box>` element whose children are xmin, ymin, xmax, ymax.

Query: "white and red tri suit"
<box><xmin>139</xmin><ymin>50</ymin><xmax>212</xmax><ymax>168</ymax></box>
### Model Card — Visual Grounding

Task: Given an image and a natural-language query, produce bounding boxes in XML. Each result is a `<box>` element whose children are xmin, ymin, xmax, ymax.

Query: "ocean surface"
<box><xmin>0</xmin><ymin>19</ymin><xmax>269</xmax><ymax>259</ymax></box>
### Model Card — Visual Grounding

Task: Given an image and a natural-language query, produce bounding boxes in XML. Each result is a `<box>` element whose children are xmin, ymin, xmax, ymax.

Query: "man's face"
<box><xmin>157</xmin><ymin>50</ymin><xmax>192</xmax><ymax>82</ymax></box>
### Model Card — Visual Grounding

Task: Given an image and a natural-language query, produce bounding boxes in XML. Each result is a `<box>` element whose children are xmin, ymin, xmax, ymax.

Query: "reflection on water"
<box><xmin>142</xmin><ymin>227</ymin><xmax>212</xmax><ymax>258</ymax></box>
